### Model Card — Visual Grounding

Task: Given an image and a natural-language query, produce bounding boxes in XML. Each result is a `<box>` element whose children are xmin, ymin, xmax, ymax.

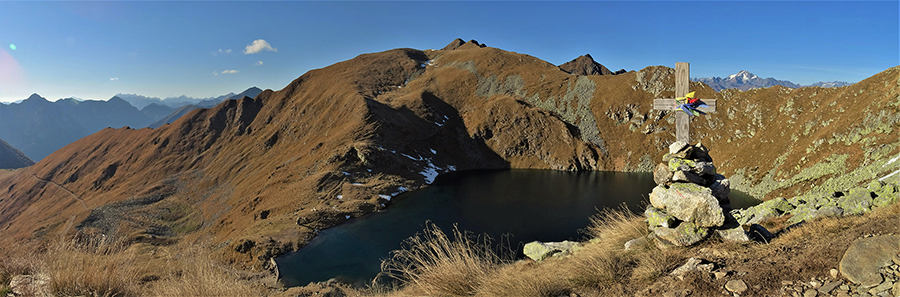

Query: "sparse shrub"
<box><xmin>380</xmin><ymin>223</ymin><xmax>506</xmax><ymax>296</ymax></box>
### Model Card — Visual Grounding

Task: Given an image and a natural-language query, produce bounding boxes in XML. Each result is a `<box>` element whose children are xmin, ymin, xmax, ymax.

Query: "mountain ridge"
<box><xmin>0</xmin><ymin>87</ymin><xmax>262</xmax><ymax>161</ymax></box>
<box><xmin>0</xmin><ymin>138</ymin><xmax>34</xmax><ymax>169</ymax></box>
<box><xmin>117</xmin><ymin>86</ymin><xmax>263</xmax><ymax>110</ymax></box>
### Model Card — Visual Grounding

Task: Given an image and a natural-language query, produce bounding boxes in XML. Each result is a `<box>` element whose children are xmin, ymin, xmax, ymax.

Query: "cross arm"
<box><xmin>653</xmin><ymin>98</ymin><xmax>717</xmax><ymax>113</ymax></box>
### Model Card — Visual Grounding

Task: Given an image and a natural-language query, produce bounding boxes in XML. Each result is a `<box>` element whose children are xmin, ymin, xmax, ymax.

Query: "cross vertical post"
<box><xmin>674</xmin><ymin>62</ymin><xmax>691</xmax><ymax>143</ymax></box>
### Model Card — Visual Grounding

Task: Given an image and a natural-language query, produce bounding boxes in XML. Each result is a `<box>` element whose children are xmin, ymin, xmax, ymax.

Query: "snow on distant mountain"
<box><xmin>117</xmin><ymin>86</ymin><xmax>262</xmax><ymax>110</ymax></box>
<box><xmin>694</xmin><ymin>70</ymin><xmax>853</xmax><ymax>92</ymax></box>
<box><xmin>806</xmin><ymin>81</ymin><xmax>853</xmax><ymax>88</ymax></box>
<box><xmin>693</xmin><ymin>70</ymin><xmax>799</xmax><ymax>91</ymax></box>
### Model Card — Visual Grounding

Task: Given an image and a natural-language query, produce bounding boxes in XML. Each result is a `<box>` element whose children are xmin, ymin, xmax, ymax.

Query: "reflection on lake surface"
<box><xmin>277</xmin><ymin>169</ymin><xmax>759</xmax><ymax>287</ymax></box>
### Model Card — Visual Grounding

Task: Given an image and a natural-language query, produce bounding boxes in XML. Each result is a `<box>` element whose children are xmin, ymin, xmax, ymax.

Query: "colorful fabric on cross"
<box><xmin>675</xmin><ymin>92</ymin><xmax>707</xmax><ymax>117</ymax></box>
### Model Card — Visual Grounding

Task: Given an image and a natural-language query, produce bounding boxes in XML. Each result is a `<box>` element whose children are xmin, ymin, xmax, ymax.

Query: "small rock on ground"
<box><xmin>725</xmin><ymin>279</ymin><xmax>748</xmax><ymax>293</ymax></box>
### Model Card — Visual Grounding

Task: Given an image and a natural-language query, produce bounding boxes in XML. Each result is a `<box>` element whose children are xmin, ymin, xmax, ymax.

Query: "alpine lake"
<box><xmin>276</xmin><ymin>169</ymin><xmax>760</xmax><ymax>287</ymax></box>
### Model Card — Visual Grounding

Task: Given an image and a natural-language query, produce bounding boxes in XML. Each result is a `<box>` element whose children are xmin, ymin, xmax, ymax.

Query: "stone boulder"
<box><xmin>838</xmin><ymin>188</ymin><xmax>874</xmax><ymax>215</ymax></box>
<box><xmin>523</xmin><ymin>241</ymin><xmax>579</xmax><ymax>261</ymax></box>
<box><xmin>714</xmin><ymin>223</ymin><xmax>750</xmax><ymax>243</ymax></box>
<box><xmin>747</xmin><ymin>224</ymin><xmax>774</xmax><ymax>242</ymax></box>
<box><xmin>8</xmin><ymin>274</ymin><xmax>52</xmax><ymax>297</ymax></box>
<box><xmin>653</xmin><ymin>221</ymin><xmax>709</xmax><ymax>247</ymax></box>
<box><xmin>734</xmin><ymin>197</ymin><xmax>794</xmax><ymax>225</ymax></box>
<box><xmin>709</xmin><ymin>174</ymin><xmax>731</xmax><ymax>203</ymax></box>
<box><xmin>645</xmin><ymin>206</ymin><xmax>676</xmax><ymax>229</ymax></box>
<box><xmin>672</xmin><ymin>170</ymin><xmax>706</xmax><ymax>185</ymax></box>
<box><xmin>669</xmin><ymin>141</ymin><xmax>689</xmax><ymax>155</ymax></box>
<box><xmin>839</xmin><ymin>235</ymin><xmax>900</xmax><ymax>287</ymax></box>
<box><xmin>670</xmin><ymin>257</ymin><xmax>715</xmax><ymax>280</ymax></box>
<box><xmin>787</xmin><ymin>204</ymin><xmax>844</xmax><ymax>225</ymax></box>
<box><xmin>649</xmin><ymin>183</ymin><xmax>725</xmax><ymax>227</ymax></box>
<box><xmin>654</xmin><ymin>163</ymin><xmax>673</xmax><ymax>186</ymax></box>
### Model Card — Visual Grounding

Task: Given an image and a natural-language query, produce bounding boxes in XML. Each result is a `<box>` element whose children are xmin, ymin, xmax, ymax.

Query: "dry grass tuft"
<box><xmin>584</xmin><ymin>206</ymin><xmax>648</xmax><ymax>250</ymax></box>
<box><xmin>569</xmin><ymin>246</ymin><xmax>632</xmax><ymax>291</ymax></box>
<box><xmin>630</xmin><ymin>247</ymin><xmax>683</xmax><ymax>282</ymax></box>
<box><xmin>0</xmin><ymin>234</ymin><xmax>271</xmax><ymax>297</ymax></box>
<box><xmin>43</xmin><ymin>236</ymin><xmax>141</xmax><ymax>297</ymax></box>
<box><xmin>569</xmin><ymin>207</ymin><xmax>647</xmax><ymax>291</ymax></box>
<box><xmin>148</xmin><ymin>245</ymin><xmax>266</xmax><ymax>297</ymax></box>
<box><xmin>380</xmin><ymin>223</ymin><xmax>505</xmax><ymax>296</ymax></box>
<box><xmin>475</xmin><ymin>261</ymin><xmax>572</xmax><ymax>297</ymax></box>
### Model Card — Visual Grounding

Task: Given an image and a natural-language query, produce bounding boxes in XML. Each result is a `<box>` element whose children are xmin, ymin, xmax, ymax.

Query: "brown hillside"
<box><xmin>1</xmin><ymin>41</ymin><xmax>899</xmax><ymax>270</ymax></box>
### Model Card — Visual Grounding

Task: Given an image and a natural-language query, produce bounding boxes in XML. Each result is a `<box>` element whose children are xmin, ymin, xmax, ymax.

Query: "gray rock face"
<box><xmin>523</xmin><ymin>241</ymin><xmax>579</xmax><ymax>262</ymax></box>
<box><xmin>653</xmin><ymin>221</ymin><xmax>709</xmax><ymax>247</ymax></box>
<box><xmin>650</xmin><ymin>183</ymin><xmax>725</xmax><ymax>227</ymax></box>
<box><xmin>839</xmin><ymin>235</ymin><xmax>900</xmax><ymax>287</ymax></box>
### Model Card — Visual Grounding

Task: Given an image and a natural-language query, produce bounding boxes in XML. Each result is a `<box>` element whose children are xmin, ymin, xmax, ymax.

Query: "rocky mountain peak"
<box><xmin>726</xmin><ymin>70</ymin><xmax>759</xmax><ymax>81</ymax></box>
<box><xmin>26</xmin><ymin>93</ymin><xmax>47</xmax><ymax>102</ymax></box>
<box><xmin>442</xmin><ymin>38</ymin><xmax>486</xmax><ymax>51</ymax></box>
<box><xmin>558</xmin><ymin>54</ymin><xmax>622</xmax><ymax>76</ymax></box>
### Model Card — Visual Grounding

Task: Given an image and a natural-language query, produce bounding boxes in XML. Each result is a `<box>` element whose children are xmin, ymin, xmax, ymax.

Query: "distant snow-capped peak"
<box><xmin>726</xmin><ymin>70</ymin><xmax>759</xmax><ymax>81</ymax></box>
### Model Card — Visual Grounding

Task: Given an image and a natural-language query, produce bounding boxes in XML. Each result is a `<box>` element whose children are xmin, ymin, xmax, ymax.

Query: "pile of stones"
<box><xmin>641</xmin><ymin>141</ymin><xmax>749</xmax><ymax>248</ymax></box>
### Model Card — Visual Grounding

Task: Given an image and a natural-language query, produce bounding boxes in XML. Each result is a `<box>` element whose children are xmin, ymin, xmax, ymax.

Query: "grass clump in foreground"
<box><xmin>380</xmin><ymin>223</ymin><xmax>508</xmax><ymax>296</ymax></box>
<box><xmin>375</xmin><ymin>207</ymin><xmax>686</xmax><ymax>297</ymax></box>
<box><xmin>0</xmin><ymin>234</ymin><xmax>270</xmax><ymax>297</ymax></box>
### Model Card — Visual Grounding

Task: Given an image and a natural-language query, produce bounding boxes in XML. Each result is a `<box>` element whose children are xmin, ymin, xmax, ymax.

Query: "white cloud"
<box><xmin>212</xmin><ymin>49</ymin><xmax>232</xmax><ymax>56</ymax></box>
<box><xmin>214</xmin><ymin>69</ymin><xmax>239</xmax><ymax>75</ymax></box>
<box><xmin>254</xmin><ymin>60</ymin><xmax>263</xmax><ymax>66</ymax></box>
<box><xmin>244</xmin><ymin>39</ymin><xmax>277</xmax><ymax>54</ymax></box>
<box><xmin>109</xmin><ymin>77</ymin><xmax>118</xmax><ymax>81</ymax></box>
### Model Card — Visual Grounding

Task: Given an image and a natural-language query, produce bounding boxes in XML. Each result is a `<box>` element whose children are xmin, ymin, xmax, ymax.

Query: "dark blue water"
<box><xmin>276</xmin><ymin>170</ymin><xmax>759</xmax><ymax>287</ymax></box>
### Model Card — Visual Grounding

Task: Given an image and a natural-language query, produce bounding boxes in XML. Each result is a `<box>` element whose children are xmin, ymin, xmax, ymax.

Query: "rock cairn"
<box><xmin>642</xmin><ymin>141</ymin><xmax>748</xmax><ymax>248</ymax></box>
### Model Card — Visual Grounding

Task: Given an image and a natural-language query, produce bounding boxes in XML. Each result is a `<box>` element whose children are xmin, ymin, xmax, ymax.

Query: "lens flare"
<box><xmin>9</xmin><ymin>44</ymin><xmax>15</xmax><ymax>50</ymax></box>
<box><xmin>0</xmin><ymin>49</ymin><xmax>26</xmax><ymax>100</ymax></box>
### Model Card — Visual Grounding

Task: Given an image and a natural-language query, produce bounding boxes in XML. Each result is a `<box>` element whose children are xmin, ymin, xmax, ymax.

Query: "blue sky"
<box><xmin>0</xmin><ymin>1</ymin><xmax>897</xmax><ymax>103</ymax></box>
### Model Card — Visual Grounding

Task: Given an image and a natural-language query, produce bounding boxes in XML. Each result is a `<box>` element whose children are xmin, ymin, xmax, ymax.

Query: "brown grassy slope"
<box><xmin>0</xmin><ymin>42</ymin><xmax>897</xmax><ymax>270</ymax></box>
<box><xmin>0</xmin><ymin>46</ymin><xmax>607</xmax><ymax>267</ymax></box>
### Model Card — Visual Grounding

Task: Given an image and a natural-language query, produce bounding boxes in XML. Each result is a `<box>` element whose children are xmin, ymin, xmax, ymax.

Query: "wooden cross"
<box><xmin>653</xmin><ymin>62</ymin><xmax>717</xmax><ymax>143</ymax></box>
